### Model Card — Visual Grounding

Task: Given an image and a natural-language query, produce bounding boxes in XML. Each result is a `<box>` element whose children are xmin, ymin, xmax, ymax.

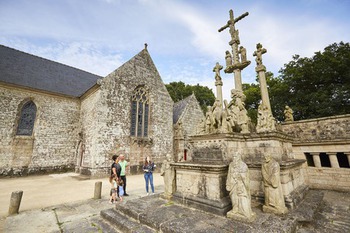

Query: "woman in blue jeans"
<box><xmin>143</xmin><ymin>156</ymin><xmax>155</xmax><ymax>195</ymax></box>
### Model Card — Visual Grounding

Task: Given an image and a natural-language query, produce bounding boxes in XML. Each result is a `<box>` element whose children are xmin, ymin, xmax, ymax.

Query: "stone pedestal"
<box><xmin>171</xmin><ymin>162</ymin><xmax>231</xmax><ymax>216</ymax></box>
<box><xmin>227</xmin><ymin>210</ymin><xmax>256</xmax><ymax>223</ymax></box>
<box><xmin>262</xmin><ymin>205</ymin><xmax>287</xmax><ymax>215</ymax></box>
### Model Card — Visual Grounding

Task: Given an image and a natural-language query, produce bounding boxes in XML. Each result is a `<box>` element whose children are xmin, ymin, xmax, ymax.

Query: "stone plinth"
<box><xmin>171</xmin><ymin>162</ymin><xmax>231</xmax><ymax>216</ymax></box>
<box><xmin>248</xmin><ymin>159</ymin><xmax>307</xmax><ymax>209</ymax></box>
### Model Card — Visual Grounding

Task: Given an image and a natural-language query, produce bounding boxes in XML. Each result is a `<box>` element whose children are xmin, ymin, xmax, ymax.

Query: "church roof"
<box><xmin>0</xmin><ymin>45</ymin><xmax>102</xmax><ymax>97</ymax></box>
<box><xmin>173</xmin><ymin>94</ymin><xmax>196</xmax><ymax>124</ymax></box>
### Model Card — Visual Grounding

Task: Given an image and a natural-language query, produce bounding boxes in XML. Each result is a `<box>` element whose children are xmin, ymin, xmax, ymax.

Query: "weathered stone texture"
<box><xmin>281</xmin><ymin>114</ymin><xmax>350</xmax><ymax>143</ymax></box>
<box><xmin>177</xmin><ymin>95</ymin><xmax>204</xmax><ymax>136</ymax></box>
<box><xmin>80</xmin><ymin>49</ymin><xmax>173</xmax><ymax>176</ymax></box>
<box><xmin>0</xmin><ymin>85</ymin><xmax>80</xmax><ymax>176</ymax></box>
<box><xmin>307</xmin><ymin>167</ymin><xmax>350</xmax><ymax>191</ymax></box>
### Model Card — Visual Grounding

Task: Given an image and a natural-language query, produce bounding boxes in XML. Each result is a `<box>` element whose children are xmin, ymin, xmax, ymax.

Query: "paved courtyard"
<box><xmin>1</xmin><ymin>173</ymin><xmax>349</xmax><ymax>233</ymax></box>
<box><xmin>0</xmin><ymin>172</ymin><xmax>164</xmax><ymax>232</ymax></box>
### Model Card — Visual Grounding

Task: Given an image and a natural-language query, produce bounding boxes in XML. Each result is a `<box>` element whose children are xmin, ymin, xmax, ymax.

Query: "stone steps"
<box><xmin>100</xmin><ymin>208</ymin><xmax>156</xmax><ymax>233</ymax></box>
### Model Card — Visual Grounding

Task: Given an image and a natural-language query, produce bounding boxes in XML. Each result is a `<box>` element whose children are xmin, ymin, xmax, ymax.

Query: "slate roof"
<box><xmin>0</xmin><ymin>45</ymin><xmax>102</xmax><ymax>97</ymax></box>
<box><xmin>173</xmin><ymin>94</ymin><xmax>195</xmax><ymax>124</ymax></box>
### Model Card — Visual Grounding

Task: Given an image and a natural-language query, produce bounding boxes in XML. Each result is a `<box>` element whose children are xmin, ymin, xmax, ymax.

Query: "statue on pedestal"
<box><xmin>262</xmin><ymin>154</ymin><xmax>288</xmax><ymax>214</ymax></box>
<box><xmin>253</xmin><ymin>43</ymin><xmax>267</xmax><ymax>66</ymax></box>
<box><xmin>225</xmin><ymin>51</ymin><xmax>233</xmax><ymax>67</ymax></box>
<box><xmin>226</xmin><ymin>152</ymin><xmax>255</xmax><ymax>222</ymax></box>
<box><xmin>256</xmin><ymin>103</ymin><xmax>276</xmax><ymax>133</ymax></box>
<box><xmin>284</xmin><ymin>106</ymin><xmax>294</xmax><ymax>122</ymax></box>
<box><xmin>239</xmin><ymin>46</ymin><xmax>247</xmax><ymax>63</ymax></box>
<box><xmin>161</xmin><ymin>153</ymin><xmax>175</xmax><ymax>199</ymax></box>
<box><xmin>213</xmin><ymin>62</ymin><xmax>223</xmax><ymax>82</ymax></box>
<box><xmin>227</xmin><ymin>90</ymin><xmax>250</xmax><ymax>133</ymax></box>
<box><xmin>205</xmin><ymin>106</ymin><xmax>214</xmax><ymax>133</ymax></box>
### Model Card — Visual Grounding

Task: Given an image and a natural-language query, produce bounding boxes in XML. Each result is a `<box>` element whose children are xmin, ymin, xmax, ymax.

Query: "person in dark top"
<box><xmin>110</xmin><ymin>154</ymin><xmax>121</xmax><ymax>198</ymax></box>
<box><xmin>111</xmin><ymin>154</ymin><xmax>121</xmax><ymax>178</ymax></box>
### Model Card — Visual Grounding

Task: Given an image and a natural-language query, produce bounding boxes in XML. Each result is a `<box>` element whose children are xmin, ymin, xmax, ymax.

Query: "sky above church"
<box><xmin>1</xmin><ymin>0</ymin><xmax>349</xmax><ymax>101</ymax></box>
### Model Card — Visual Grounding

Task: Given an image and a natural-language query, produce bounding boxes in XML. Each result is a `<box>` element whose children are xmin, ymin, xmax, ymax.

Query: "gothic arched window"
<box><xmin>130</xmin><ymin>86</ymin><xmax>149</xmax><ymax>137</ymax></box>
<box><xmin>16</xmin><ymin>101</ymin><xmax>37</xmax><ymax>136</ymax></box>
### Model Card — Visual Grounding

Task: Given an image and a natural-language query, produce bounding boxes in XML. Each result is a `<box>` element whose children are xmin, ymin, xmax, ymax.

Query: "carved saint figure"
<box><xmin>225</xmin><ymin>51</ymin><xmax>233</xmax><ymax>67</ymax></box>
<box><xmin>239</xmin><ymin>46</ymin><xmax>247</xmax><ymax>63</ymax></box>
<box><xmin>161</xmin><ymin>153</ymin><xmax>175</xmax><ymax>198</ymax></box>
<box><xmin>253</xmin><ymin>43</ymin><xmax>267</xmax><ymax>66</ymax></box>
<box><xmin>213</xmin><ymin>62</ymin><xmax>223</xmax><ymax>82</ymax></box>
<box><xmin>256</xmin><ymin>104</ymin><xmax>276</xmax><ymax>133</ymax></box>
<box><xmin>212</xmin><ymin>99</ymin><xmax>223</xmax><ymax>129</ymax></box>
<box><xmin>284</xmin><ymin>106</ymin><xmax>294</xmax><ymax>122</ymax></box>
<box><xmin>226</xmin><ymin>152</ymin><xmax>255</xmax><ymax>221</ymax></box>
<box><xmin>228</xmin><ymin>90</ymin><xmax>250</xmax><ymax>133</ymax></box>
<box><xmin>205</xmin><ymin>106</ymin><xmax>214</xmax><ymax>133</ymax></box>
<box><xmin>262</xmin><ymin>154</ymin><xmax>287</xmax><ymax>214</ymax></box>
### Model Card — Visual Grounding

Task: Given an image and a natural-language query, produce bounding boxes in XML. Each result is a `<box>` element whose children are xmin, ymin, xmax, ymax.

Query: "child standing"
<box><xmin>109</xmin><ymin>175</ymin><xmax>118</xmax><ymax>204</ymax></box>
<box><xmin>118</xmin><ymin>179</ymin><xmax>124</xmax><ymax>202</ymax></box>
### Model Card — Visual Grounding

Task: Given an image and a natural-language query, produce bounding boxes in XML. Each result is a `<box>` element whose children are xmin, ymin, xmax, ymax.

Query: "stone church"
<box><xmin>0</xmin><ymin>44</ymin><xmax>203</xmax><ymax>177</ymax></box>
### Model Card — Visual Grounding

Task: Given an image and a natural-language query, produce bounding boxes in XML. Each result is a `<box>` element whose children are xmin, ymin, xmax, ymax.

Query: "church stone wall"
<box><xmin>179</xmin><ymin>96</ymin><xmax>204</xmax><ymax>137</ymax></box>
<box><xmin>80</xmin><ymin>49</ymin><xmax>173</xmax><ymax>176</ymax></box>
<box><xmin>0</xmin><ymin>85</ymin><xmax>80</xmax><ymax>176</ymax></box>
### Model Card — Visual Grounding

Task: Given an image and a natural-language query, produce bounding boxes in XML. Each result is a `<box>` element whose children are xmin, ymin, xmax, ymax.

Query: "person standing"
<box><xmin>118</xmin><ymin>154</ymin><xmax>129</xmax><ymax>196</ymax></box>
<box><xmin>143</xmin><ymin>156</ymin><xmax>155</xmax><ymax>195</ymax></box>
<box><xmin>111</xmin><ymin>155</ymin><xmax>121</xmax><ymax>198</ymax></box>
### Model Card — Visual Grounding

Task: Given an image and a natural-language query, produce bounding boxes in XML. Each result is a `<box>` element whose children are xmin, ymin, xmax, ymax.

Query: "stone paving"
<box><xmin>1</xmin><ymin>173</ymin><xmax>350</xmax><ymax>233</ymax></box>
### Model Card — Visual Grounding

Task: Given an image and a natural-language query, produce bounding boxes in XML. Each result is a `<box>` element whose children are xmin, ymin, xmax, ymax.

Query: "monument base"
<box><xmin>173</xmin><ymin>192</ymin><xmax>231</xmax><ymax>216</ymax></box>
<box><xmin>263</xmin><ymin>205</ymin><xmax>288</xmax><ymax>215</ymax></box>
<box><xmin>226</xmin><ymin>210</ymin><xmax>256</xmax><ymax>223</ymax></box>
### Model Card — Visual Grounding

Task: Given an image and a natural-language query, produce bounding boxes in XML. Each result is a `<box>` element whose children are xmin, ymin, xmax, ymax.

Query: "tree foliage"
<box><xmin>244</xmin><ymin>42</ymin><xmax>350</xmax><ymax>122</ymax></box>
<box><xmin>166</xmin><ymin>81</ymin><xmax>215</xmax><ymax>113</ymax></box>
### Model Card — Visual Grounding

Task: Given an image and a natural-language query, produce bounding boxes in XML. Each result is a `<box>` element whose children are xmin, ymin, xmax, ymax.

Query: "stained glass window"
<box><xmin>130</xmin><ymin>86</ymin><xmax>149</xmax><ymax>137</ymax></box>
<box><xmin>16</xmin><ymin>101</ymin><xmax>37</xmax><ymax>136</ymax></box>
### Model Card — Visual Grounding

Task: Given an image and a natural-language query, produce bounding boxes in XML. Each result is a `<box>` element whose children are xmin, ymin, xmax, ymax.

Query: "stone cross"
<box><xmin>213</xmin><ymin>62</ymin><xmax>223</xmax><ymax>105</ymax></box>
<box><xmin>253</xmin><ymin>43</ymin><xmax>267</xmax><ymax>66</ymax></box>
<box><xmin>254</xmin><ymin>43</ymin><xmax>272</xmax><ymax>114</ymax></box>
<box><xmin>218</xmin><ymin>9</ymin><xmax>249</xmax><ymax>42</ymax></box>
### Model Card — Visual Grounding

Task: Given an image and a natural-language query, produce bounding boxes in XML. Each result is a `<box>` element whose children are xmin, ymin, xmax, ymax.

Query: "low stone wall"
<box><xmin>306</xmin><ymin>167</ymin><xmax>350</xmax><ymax>192</ymax></box>
<box><xmin>281</xmin><ymin>114</ymin><xmax>350</xmax><ymax>143</ymax></box>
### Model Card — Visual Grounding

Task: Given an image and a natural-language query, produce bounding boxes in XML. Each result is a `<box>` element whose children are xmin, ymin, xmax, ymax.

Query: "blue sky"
<box><xmin>1</xmin><ymin>0</ymin><xmax>349</xmax><ymax>101</ymax></box>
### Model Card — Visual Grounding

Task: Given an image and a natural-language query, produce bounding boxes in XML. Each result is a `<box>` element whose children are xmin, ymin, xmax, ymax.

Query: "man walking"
<box><xmin>118</xmin><ymin>154</ymin><xmax>129</xmax><ymax>196</ymax></box>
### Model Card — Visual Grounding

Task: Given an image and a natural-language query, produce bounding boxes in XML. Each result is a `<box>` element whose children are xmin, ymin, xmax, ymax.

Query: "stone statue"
<box><xmin>284</xmin><ymin>106</ymin><xmax>294</xmax><ymax>122</ymax></box>
<box><xmin>212</xmin><ymin>99</ymin><xmax>223</xmax><ymax>129</ymax></box>
<box><xmin>256</xmin><ymin>104</ymin><xmax>276</xmax><ymax>133</ymax></box>
<box><xmin>161</xmin><ymin>153</ymin><xmax>175</xmax><ymax>198</ymax></box>
<box><xmin>239</xmin><ymin>46</ymin><xmax>247</xmax><ymax>63</ymax></box>
<box><xmin>213</xmin><ymin>62</ymin><xmax>223</xmax><ymax>82</ymax></box>
<box><xmin>205</xmin><ymin>106</ymin><xmax>214</xmax><ymax>133</ymax></box>
<box><xmin>225</xmin><ymin>51</ymin><xmax>233</xmax><ymax>67</ymax></box>
<box><xmin>253</xmin><ymin>43</ymin><xmax>267</xmax><ymax>66</ymax></box>
<box><xmin>226</xmin><ymin>152</ymin><xmax>255</xmax><ymax>222</ymax></box>
<box><xmin>262</xmin><ymin>154</ymin><xmax>287</xmax><ymax>214</ymax></box>
<box><xmin>227</xmin><ymin>90</ymin><xmax>250</xmax><ymax>133</ymax></box>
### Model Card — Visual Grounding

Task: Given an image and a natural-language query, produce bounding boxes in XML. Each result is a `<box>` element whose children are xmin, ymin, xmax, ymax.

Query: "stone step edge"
<box><xmin>100</xmin><ymin>208</ymin><xmax>156</xmax><ymax>233</ymax></box>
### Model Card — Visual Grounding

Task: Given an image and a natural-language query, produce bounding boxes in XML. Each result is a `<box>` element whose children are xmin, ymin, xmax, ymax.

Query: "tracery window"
<box><xmin>130</xmin><ymin>86</ymin><xmax>149</xmax><ymax>137</ymax></box>
<box><xmin>16</xmin><ymin>101</ymin><xmax>37</xmax><ymax>136</ymax></box>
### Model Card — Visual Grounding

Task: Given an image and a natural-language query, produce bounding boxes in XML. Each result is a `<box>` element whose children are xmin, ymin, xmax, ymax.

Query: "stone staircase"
<box><xmin>98</xmin><ymin>190</ymin><xmax>349</xmax><ymax>233</ymax></box>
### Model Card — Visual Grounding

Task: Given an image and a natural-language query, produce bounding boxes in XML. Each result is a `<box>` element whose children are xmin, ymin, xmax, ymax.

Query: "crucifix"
<box><xmin>218</xmin><ymin>9</ymin><xmax>249</xmax><ymax>91</ymax></box>
<box><xmin>218</xmin><ymin>10</ymin><xmax>248</xmax><ymax>43</ymax></box>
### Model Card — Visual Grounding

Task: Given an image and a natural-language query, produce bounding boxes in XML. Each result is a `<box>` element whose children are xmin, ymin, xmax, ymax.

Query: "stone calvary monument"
<box><xmin>170</xmin><ymin>6</ymin><xmax>307</xmax><ymax>222</ymax></box>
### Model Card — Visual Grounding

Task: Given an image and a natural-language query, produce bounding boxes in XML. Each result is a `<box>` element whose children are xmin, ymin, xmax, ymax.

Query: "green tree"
<box><xmin>278</xmin><ymin>42</ymin><xmax>350</xmax><ymax>120</ymax></box>
<box><xmin>165</xmin><ymin>82</ymin><xmax>215</xmax><ymax>113</ymax></box>
<box><xmin>243</xmin><ymin>42</ymin><xmax>350</xmax><ymax>122</ymax></box>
